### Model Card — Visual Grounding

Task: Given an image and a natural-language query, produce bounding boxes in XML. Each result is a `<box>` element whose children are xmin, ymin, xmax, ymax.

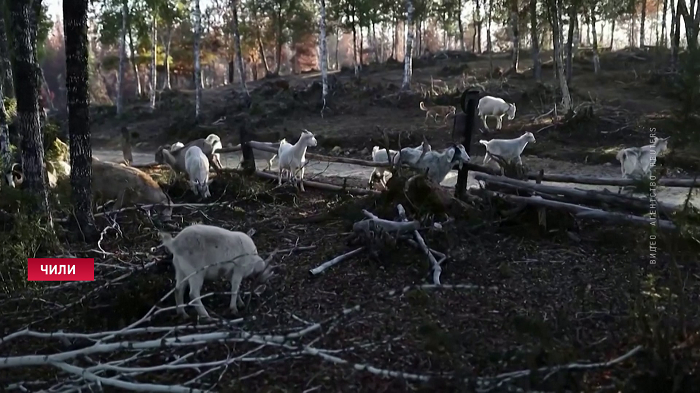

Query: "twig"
<box><xmin>396</xmin><ymin>204</ymin><xmax>442</xmax><ymax>285</ymax></box>
<box><xmin>309</xmin><ymin>247</ymin><xmax>365</xmax><ymax>275</ymax></box>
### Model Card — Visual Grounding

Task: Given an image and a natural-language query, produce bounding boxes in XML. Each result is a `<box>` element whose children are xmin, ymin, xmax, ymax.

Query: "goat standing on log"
<box><xmin>368</xmin><ymin>139</ymin><xmax>432</xmax><ymax>190</ymax></box>
<box><xmin>159</xmin><ymin>224</ymin><xmax>275</xmax><ymax>319</ymax></box>
<box><xmin>616</xmin><ymin>136</ymin><xmax>670</xmax><ymax>180</ymax></box>
<box><xmin>277</xmin><ymin>130</ymin><xmax>317</xmax><ymax>192</ymax></box>
<box><xmin>185</xmin><ymin>146</ymin><xmax>212</xmax><ymax>199</ymax></box>
<box><xmin>478</xmin><ymin>96</ymin><xmax>517</xmax><ymax>132</ymax></box>
<box><xmin>480</xmin><ymin>132</ymin><xmax>536</xmax><ymax>168</ymax></box>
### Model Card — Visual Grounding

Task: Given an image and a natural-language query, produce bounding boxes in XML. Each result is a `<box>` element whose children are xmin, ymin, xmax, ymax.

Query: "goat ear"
<box><xmin>446</xmin><ymin>148</ymin><xmax>456</xmax><ymax>161</ymax></box>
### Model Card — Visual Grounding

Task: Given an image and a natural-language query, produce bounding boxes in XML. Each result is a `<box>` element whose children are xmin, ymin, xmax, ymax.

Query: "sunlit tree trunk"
<box><xmin>9</xmin><ymin>0</ymin><xmax>52</xmax><ymax>224</ymax></box>
<box><xmin>529</xmin><ymin>0</ymin><xmax>541</xmax><ymax>81</ymax></box>
<box><xmin>162</xmin><ymin>25</ymin><xmax>172</xmax><ymax>90</ymax></box>
<box><xmin>117</xmin><ymin>0</ymin><xmax>126</xmax><ymax>113</ymax></box>
<box><xmin>64</xmin><ymin>0</ymin><xmax>96</xmax><ymax>239</ymax></box>
<box><xmin>640</xmin><ymin>0</ymin><xmax>647</xmax><ymax>47</ymax></box>
<box><xmin>510</xmin><ymin>3</ymin><xmax>519</xmax><ymax>71</ymax></box>
<box><xmin>548</xmin><ymin>0</ymin><xmax>572</xmax><ymax>112</ymax></box>
<box><xmin>319</xmin><ymin>0</ymin><xmax>329</xmax><ymax>109</ymax></box>
<box><xmin>150</xmin><ymin>11</ymin><xmax>157</xmax><ymax>110</ymax></box>
<box><xmin>401</xmin><ymin>0</ymin><xmax>414</xmax><ymax>90</ymax></box>
<box><xmin>590</xmin><ymin>9</ymin><xmax>600</xmax><ymax>74</ymax></box>
<box><xmin>231</xmin><ymin>0</ymin><xmax>248</xmax><ymax>95</ymax></box>
<box><xmin>193</xmin><ymin>0</ymin><xmax>202</xmax><ymax>118</ymax></box>
<box><xmin>487</xmin><ymin>0</ymin><xmax>493</xmax><ymax>75</ymax></box>
<box><xmin>662</xmin><ymin>0</ymin><xmax>669</xmax><ymax>47</ymax></box>
<box><xmin>127</xmin><ymin>22</ymin><xmax>142</xmax><ymax>96</ymax></box>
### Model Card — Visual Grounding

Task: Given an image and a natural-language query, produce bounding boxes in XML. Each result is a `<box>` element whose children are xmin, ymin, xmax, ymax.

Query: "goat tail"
<box><xmin>615</xmin><ymin>149</ymin><xmax>626</xmax><ymax>163</ymax></box>
<box><xmin>479</xmin><ymin>140</ymin><xmax>489</xmax><ymax>146</ymax></box>
<box><xmin>371</xmin><ymin>146</ymin><xmax>380</xmax><ymax>156</ymax></box>
<box><xmin>419</xmin><ymin>101</ymin><xmax>427</xmax><ymax>111</ymax></box>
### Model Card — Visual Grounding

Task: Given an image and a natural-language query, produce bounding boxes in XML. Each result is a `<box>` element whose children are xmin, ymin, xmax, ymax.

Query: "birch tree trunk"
<box><xmin>193</xmin><ymin>0</ymin><xmax>202</xmax><ymax>118</ymax></box>
<box><xmin>670</xmin><ymin>0</ymin><xmax>676</xmax><ymax>47</ymax></box>
<box><xmin>127</xmin><ymin>24</ymin><xmax>142</xmax><ymax>96</ymax></box>
<box><xmin>662</xmin><ymin>0</ymin><xmax>669</xmax><ymax>47</ymax></box>
<box><xmin>639</xmin><ymin>0</ymin><xmax>647</xmax><ymax>47</ymax></box>
<box><xmin>335</xmin><ymin>28</ymin><xmax>340</xmax><ymax>69</ymax></box>
<box><xmin>590</xmin><ymin>9</ymin><xmax>600</xmax><ymax>74</ymax></box>
<box><xmin>458</xmin><ymin>2</ymin><xmax>465</xmax><ymax>51</ymax></box>
<box><xmin>0</xmin><ymin>10</ymin><xmax>14</xmax><ymax>99</ymax></box>
<box><xmin>257</xmin><ymin>34</ymin><xmax>270</xmax><ymax>74</ymax></box>
<box><xmin>487</xmin><ymin>0</ymin><xmax>493</xmax><ymax>75</ymax></box>
<box><xmin>9</xmin><ymin>0</ymin><xmax>52</xmax><ymax>222</ymax></box>
<box><xmin>510</xmin><ymin>6</ymin><xmax>519</xmax><ymax>71</ymax></box>
<box><xmin>565</xmin><ymin>5</ymin><xmax>576</xmax><ymax>84</ymax></box>
<box><xmin>671</xmin><ymin>0</ymin><xmax>681</xmax><ymax>69</ymax></box>
<box><xmin>117</xmin><ymin>0</ymin><xmax>127</xmax><ymax>115</ymax></box>
<box><xmin>351</xmin><ymin>10</ymin><xmax>359</xmax><ymax>76</ymax></box>
<box><xmin>610</xmin><ymin>19</ymin><xmax>615</xmax><ymax>49</ymax></box>
<box><xmin>549</xmin><ymin>0</ymin><xmax>572</xmax><ymax>112</ymax></box>
<box><xmin>319</xmin><ymin>0</ymin><xmax>329</xmax><ymax>109</ymax></box>
<box><xmin>150</xmin><ymin>11</ymin><xmax>157</xmax><ymax>110</ymax></box>
<box><xmin>231</xmin><ymin>0</ymin><xmax>248</xmax><ymax>95</ymax></box>
<box><xmin>64</xmin><ymin>0</ymin><xmax>96</xmax><ymax>238</ymax></box>
<box><xmin>529</xmin><ymin>0</ymin><xmax>541</xmax><ymax>81</ymax></box>
<box><xmin>476</xmin><ymin>0</ymin><xmax>482</xmax><ymax>53</ymax></box>
<box><xmin>162</xmin><ymin>25</ymin><xmax>172</xmax><ymax>90</ymax></box>
<box><xmin>401</xmin><ymin>0</ymin><xmax>414</xmax><ymax>90</ymax></box>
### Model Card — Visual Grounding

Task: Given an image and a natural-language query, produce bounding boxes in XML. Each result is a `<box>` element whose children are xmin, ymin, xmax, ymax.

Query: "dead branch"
<box><xmin>309</xmin><ymin>247</ymin><xmax>365</xmax><ymax>275</ymax></box>
<box><xmin>396</xmin><ymin>204</ymin><xmax>442</xmax><ymax>285</ymax></box>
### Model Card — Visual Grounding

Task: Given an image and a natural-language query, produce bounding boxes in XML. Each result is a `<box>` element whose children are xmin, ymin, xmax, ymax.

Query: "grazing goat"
<box><xmin>277</xmin><ymin>130</ymin><xmax>317</xmax><ymax>192</ymax></box>
<box><xmin>478</xmin><ymin>96</ymin><xmax>517</xmax><ymax>131</ymax></box>
<box><xmin>156</xmin><ymin>135</ymin><xmax>223</xmax><ymax>174</ymax></box>
<box><xmin>185</xmin><ymin>146</ymin><xmax>212</xmax><ymax>199</ymax></box>
<box><xmin>480</xmin><ymin>132</ymin><xmax>536</xmax><ymax>167</ymax></box>
<box><xmin>170</xmin><ymin>142</ymin><xmax>185</xmax><ymax>151</ymax></box>
<box><xmin>616</xmin><ymin>136</ymin><xmax>670</xmax><ymax>180</ymax></box>
<box><xmin>90</xmin><ymin>158</ymin><xmax>173</xmax><ymax>220</ymax></box>
<box><xmin>368</xmin><ymin>139</ymin><xmax>432</xmax><ymax>189</ymax></box>
<box><xmin>159</xmin><ymin>224</ymin><xmax>274</xmax><ymax>319</ymax></box>
<box><xmin>404</xmin><ymin>144</ymin><xmax>470</xmax><ymax>184</ymax></box>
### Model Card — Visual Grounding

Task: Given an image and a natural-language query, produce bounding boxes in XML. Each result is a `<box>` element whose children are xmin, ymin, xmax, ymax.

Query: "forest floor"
<box><xmin>1</xmin><ymin>49</ymin><xmax>699</xmax><ymax>392</ymax></box>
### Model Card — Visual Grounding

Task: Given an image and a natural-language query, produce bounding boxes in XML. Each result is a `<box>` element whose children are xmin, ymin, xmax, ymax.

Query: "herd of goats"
<box><xmin>0</xmin><ymin>93</ymin><xmax>672</xmax><ymax>318</ymax></box>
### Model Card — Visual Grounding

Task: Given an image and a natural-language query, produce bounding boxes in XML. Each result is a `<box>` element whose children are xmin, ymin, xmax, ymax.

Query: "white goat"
<box><xmin>479</xmin><ymin>132</ymin><xmax>536</xmax><ymax>167</ymax></box>
<box><xmin>277</xmin><ymin>130</ymin><xmax>318</xmax><ymax>192</ymax></box>
<box><xmin>185</xmin><ymin>146</ymin><xmax>212</xmax><ymax>199</ymax></box>
<box><xmin>368</xmin><ymin>146</ymin><xmax>399</xmax><ymax>189</ymax></box>
<box><xmin>616</xmin><ymin>136</ymin><xmax>670</xmax><ymax>180</ymax></box>
<box><xmin>171</xmin><ymin>142</ymin><xmax>185</xmax><ymax>152</ymax></box>
<box><xmin>159</xmin><ymin>224</ymin><xmax>274</xmax><ymax>319</ymax></box>
<box><xmin>404</xmin><ymin>144</ymin><xmax>470</xmax><ymax>184</ymax></box>
<box><xmin>478</xmin><ymin>96</ymin><xmax>517</xmax><ymax>131</ymax></box>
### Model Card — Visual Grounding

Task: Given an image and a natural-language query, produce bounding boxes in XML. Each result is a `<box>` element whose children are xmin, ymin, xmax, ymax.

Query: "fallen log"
<box><xmin>523</xmin><ymin>173</ymin><xmax>700</xmax><ymax>188</ymax></box>
<box><xmin>479</xmin><ymin>189</ymin><xmax>677</xmax><ymax>231</ymax></box>
<box><xmin>246</xmin><ymin>141</ymin><xmax>390</xmax><ymax>168</ymax></box>
<box><xmin>248</xmin><ymin>169</ymin><xmax>380</xmax><ymax>196</ymax></box>
<box><xmin>474</xmin><ymin>173</ymin><xmax>678</xmax><ymax>214</ymax></box>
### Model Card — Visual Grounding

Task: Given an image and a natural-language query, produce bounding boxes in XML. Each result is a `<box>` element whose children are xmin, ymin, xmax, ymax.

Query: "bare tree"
<box><xmin>639</xmin><ymin>0</ymin><xmax>647</xmax><ymax>47</ymax></box>
<box><xmin>231</xmin><ymin>0</ymin><xmax>248</xmax><ymax>95</ymax></box>
<box><xmin>510</xmin><ymin>0</ymin><xmax>520</xmax><ymax>71</ymax></box>
<box><xmin>194</xmin><ymin>0</ymin><xmax>202</xmax><ymax>118</ymax></box>
<box><xmin>149</xmin><ymin>8</ymin><xmax>157</xmax><ymax>111</ymax></box>
<box><xmin>529</xmin><ymin>0</ymin><xmax>541</xmax><ymax>81</ymax></box>
<box><xmin>64</xmin><ymin>0</ymin><xmax>97</xmax><ymax>240</ymax></box>
<box><xmin>401</xmin><ymin>0</ymin><xmax>414</xmax><ymax>90</ymax></box>
<box><xmin>117</xmin><ymin>0</ymin><xmax>127</xmax><ymax>116</ymax></box>
<box><xmin>546</xmin><ymin>0</ymin><xmax>572</xmax><ymax>112</ymax></box>
<box><xmin>9</xmin><ymin>0</ymin><xmax>52</xmax><ymax>223</ymax></box>
<box><xmin>318</xmin><ymin>0</ymin><xmax>329</xmax><ymax>111</ymax></box>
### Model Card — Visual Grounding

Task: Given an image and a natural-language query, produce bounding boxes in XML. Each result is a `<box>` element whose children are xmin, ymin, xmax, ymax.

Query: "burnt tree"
<box><xmin>64</xmin><ymin>0</ymin><xmax>97</xmax><ymax>239</ymax></box>
<box><xmin>9</xmin><ymin>0</ymin><xmax>51</xmax><ymax>222</ymax></box>
<box><xmin>0</xmin><ymin>6</ymin><xmax>14</xmax><ymax>99</ymax></box>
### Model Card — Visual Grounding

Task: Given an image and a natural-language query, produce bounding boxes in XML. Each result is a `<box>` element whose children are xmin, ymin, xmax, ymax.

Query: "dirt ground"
<box><xmin>1</xmin><ymin>171</ymin><xmax>698</xmax><ymax>392</ymax></box>
<box><xmin>2</xmin><ymin>50</ymin><xmax>700</xmax><ymax>392</ymax></box>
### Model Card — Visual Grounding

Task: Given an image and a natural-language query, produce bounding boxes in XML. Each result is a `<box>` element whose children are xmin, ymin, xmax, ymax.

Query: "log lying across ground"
<box><xmin>476</xmin><ymin>188</ymin><xmax>677</xmax><ymax>231</ymax></box>
<box><xmin>474</xmin><ymin>173</ymin><xmax>679</xmax><ymax>214</ymax></box>
<box><xmin>251</xmin><ymin>170</ymin><xmax>380</xmax><ymax>195</ymax></box>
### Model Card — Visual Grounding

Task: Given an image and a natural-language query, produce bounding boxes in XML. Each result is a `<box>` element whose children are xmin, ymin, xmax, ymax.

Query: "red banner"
<box><xmin>27</xmin><ymin>258</ymin><xmax>95</xmax><ymax>281</ymax></box>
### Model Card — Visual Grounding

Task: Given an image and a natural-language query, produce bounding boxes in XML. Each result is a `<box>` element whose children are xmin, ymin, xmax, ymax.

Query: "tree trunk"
<box><xmin>359</xmin><ymin>25</ymin><xmax>364</xmax><ymax>67</ymax></box>
<box><xmin>0</xmin><ymin>10</ymin><xmax>14</xmax><ymax>99</ymax></box>
<box><xmin>9</xmin><ymin>0</ymin><xmax>52</xmax><ymax>222</ymax></box>
<box><xmin>458</xmin><ymin>2</ymin><xmax>465</xmax><ymax>51</ymax></box>
<box><xmin>510</xmin><ymin>4</ymin><xmax>519</xmax><ymax>71</ymax></box>
<box><xmin>476</xmin><ymin>0</ymin><xmax>482</xmax><ymax>52</ymax></box>
<box><xmin>372</xmin><ymin>20</ymin><xmax>379</xmax><ymax>63</ymax></box>
<box><xmin>402</xmin><ymin>0</ymin><xmax>414</xmax><ymax>90</ymax></box>
<box><xmin>193</xmin><ymin>0</ymin><xmax>202</xmax><ymax>117</ymax></box>
<box><xmin>529</xmin><ymin>0</ymin><xmax>541</xmax><ymax>81</ymax></box>
<box><xmin>231</xmin><ymin>0</ymin><xmax>248</xmax><ymax>95</ymax></box>
<box><xmin>640</xmin><ymin>0</ymin><xmax>647</xmax><ymax>47</ymax></box>
<box><xmin>319</xmin><ymin>0</ymin><xmax>329</xmax><ymax>108</ymax></box>
<box><xmin>149</xmin><ymin>11</ymin><xmax>156</xmax><ymax>110</ymax></box>
<box><xmin>590</xmin><ymin>10</ymin><xmax>600</xmax><ymax>74</ymax></box>
<box><xmin>549</xmin><ymin>0</ymin><xmax>572</xmax><ymax>113</ymax></box>
<box><xmin>162</xmin><ymin>25</ymin><xmax>172</xmax><ymax>90</ymax></box>
<box><xmin>662</xmin><ymin>0</ymin><xmax>669</xmax><ymax>47</ymax></box>
<box><xmin>671</xmin><ymin>0</ymin><xmax>682</xmax><ymax>69</ymax></box>
<box><xmin>565</xmin><ymin>5</ymin><xmax>575</xmax><ymax>84</ymax></box>
<box><xmin>610</xmin><ymin>19</ymin><xmax>615</xmax><ymax>49</ymax></box>
<box><xmin>391</xmin><ymin>20</ymin><xmax>397</xmax><ymax>59</ymax></box>
<box><xmin>670</xmin><ymin>0</ymin><xmax>676</xmax><ymax>46</ymax></box>
<box><xmin>335</xmin><ymin>27</ymin><xmax>340</xmax><ymax>69</ymax></box>
<box><xmin>63</xmin><ymin>0</ymin><xmax>96</xmax><ymax>239</ymax></box>
<box><xmin>0</xmin><ymin>78</ymin><xmax>10</xmax><ymax>187</ymax></box>
<box><xmin>351</xmin><ymin>9</ymin><xmax>358</xmax><ymax>76</ymax></box>
<box><xmin>487</xmin><ymin>0</ymin><xmax>493</xmax><ymax>75</ymax></box>
<box><xmin>117</xmin><ymin>0</ymin><xmax>127</xmax><ymax>114</ymax></box>
<box><xmin>274</xmin><ymin>10</ymin><xmax>283</xmax><ymax>75</ymax></box>
<box><xmin>127</xmin><ymin>22</ymin><xmax>142</xmax><ymax>97</ymax></box>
